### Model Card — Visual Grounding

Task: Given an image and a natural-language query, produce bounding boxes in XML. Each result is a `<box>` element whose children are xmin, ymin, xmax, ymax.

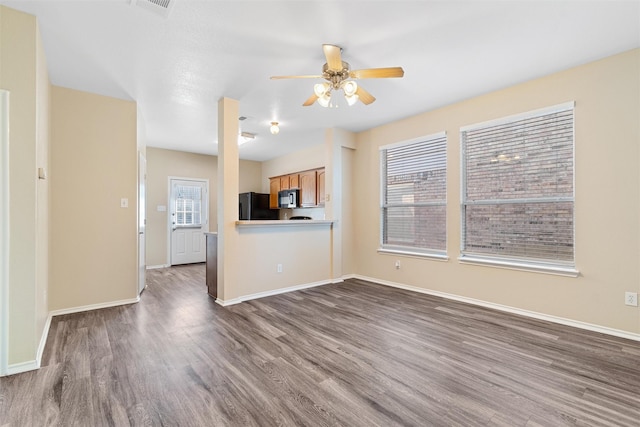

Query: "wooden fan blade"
<box><xmin>270</xmin><ymin>75</ymin><xmax>323</xmax><ymax>80</ymax></box>
<box><xmin>349</xmin><ymin>67</ymin><xmax>405</xmax><ymax>79</ymax></box>
<box><xmin>323</xmin><ymin>44</ymin><xmax>343</xmax><ymax>71</ymax></box>
<box><xmin>303</xmin><ymin>93</ymin><xmax>318</xmax><ymax>106</ymax></box>
<box><xmin>356</xmin><ymin>86</ymin><xmax>376</xmax><ymax>105</ymax></box>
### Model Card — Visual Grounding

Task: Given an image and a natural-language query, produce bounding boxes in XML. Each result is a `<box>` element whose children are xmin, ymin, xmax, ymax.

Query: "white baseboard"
<box><xmin>351</xmin><ymin>274</ymin><xmax>640</xmax><ymax>342</ymax></box>
<box><xmin>36</xmin><ymin>314</ymin><xmax>52</xmax><ymax>366</ymax></box>
<box><xmin>5</xmin><ymin>313</ymin><xmax>53</xmax><ymax>376</ymax></box>
<box><xmin>3</xmin><ymin>296</ymin><xmax>141</xmax><ymax>377</ymax></box>
<box><xmin>146</xmin><ymin>264</ymin><xmax>169</xmax><ymax>270</ymax></box>
<box><xmin>216</xmin><ymin>279</ymin><xmax>332</xmax><ymax>306</ymax></box>
<box><xmin>6</xmin><ymin>359</ymin><xmax>38</xmax><ymax>376</ymax></box>
<box><xmin>49</xmin><ymin>296</ymin><xmax>140</xmax><ymax>317</ymax></box>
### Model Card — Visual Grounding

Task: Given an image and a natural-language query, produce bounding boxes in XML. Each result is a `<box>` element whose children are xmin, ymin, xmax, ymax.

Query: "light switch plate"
<box><xmin>120</xmin><ymin>198</ymin><xmax>128</xmax><ymax>208</ymax></box>
<box><xmin>157</xmin><ymin>205</ymin><xmax>167</xmax><ymax>212</ymax></box>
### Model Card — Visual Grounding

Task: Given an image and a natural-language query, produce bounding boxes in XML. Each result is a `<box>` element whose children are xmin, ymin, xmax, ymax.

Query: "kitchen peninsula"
<box><xmin>209</xmin><ymin>219</ymin><xmax>336</xmax><ymax>306</ymax></box>
<box><xmin>236</xmin><ymin>219</ymin><xmax>334</xmax><ymax>227</ymax></box>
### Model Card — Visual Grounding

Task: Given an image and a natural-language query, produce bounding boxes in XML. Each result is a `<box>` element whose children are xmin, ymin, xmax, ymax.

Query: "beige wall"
<box><xmin>353</xmin><ymin>48</ymin><xmax>640</xmax><ymax>334</ymax></box>
<box><xmin>261</xmin><ymin>143</ymin><xmax>325</xmax><ymax>190</ymax></box>
<box><xmin>341</xmin><ymin>147</ymin><xmax>355</xmax><ymax>275</ymax></box>
<box><xmin>145</xmin><ymin>147</ymin><xmax>262</xmax><ymax>267</ymax></box>
<box><xmin>34</xmin><ymin>23</ymin><xmax>50</xmax><ymax>360</ymax></box>
<box><xmin>50</xmin><ymin>86</ymin><xmax>138</xmax><ymax>310</ymax></box>
<box><xmin>261</xmin><ymin>143</ymin><xmax>326</xmax><ymax>220</ymax></box>
<box><xmin>231</xmin><ymin>225</ymin><xmax>332</xmax><ymax>301</ymax></box>
<box><xmin>0</xmin><ymin>6</ymin><xmax>50</xmax><ymax>367</ymax></box>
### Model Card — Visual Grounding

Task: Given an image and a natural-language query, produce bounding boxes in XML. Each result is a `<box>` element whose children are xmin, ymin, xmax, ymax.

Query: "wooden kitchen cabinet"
<box><xmin>269</xmin><ymin>178</ymin><xmax>280</xmax><ymax>209</ymax></box>
<box><xmin>299</xmin><ymin>170</ymin><xmax>317</xmax><ymax>207</ymax></box>
<box><xmin>269</xmin><ymin>167</ymin><xmax>325</xmax><ymax>208</ymax></box>
<box><xmin>280</xmin><ymin>173</ymin><xmax>299</xmax><ymax>190</ymax></box>
<box><xmin>317</xmin><ymin>169</ymin><xmax>325</xmax><ymax>205</ymax></box>
<box><xmin>289</xmin><ymin>173</ymin><xmax>299</xmax><ymax>189</ymax></box>
<box><xmin>280</xmin><ymin>175</ymin><xmax>290</xmax><ymax>190</ymax></box>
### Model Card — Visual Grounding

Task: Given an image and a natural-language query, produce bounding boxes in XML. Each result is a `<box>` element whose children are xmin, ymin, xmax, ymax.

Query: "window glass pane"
<box><xmin>174</xmin><ymin>184</ymin><xmax>203</xmax><ymax>226</ymax></box>
<box><xmin>383</xmin><ymin>205</ymin><xmax>446</xmax><ymax>250</ymax></box>
<box><xmin>381</xmin><ymin>133</ymin><xmax>447</xmax><ymax>254</ymax></box>
<box><xmin>461</xmin><ymin>105</ymin><xmax>574</xmax><ymax>266</ymax></box>
<box><xmin>463</xmin><ymin>202</ymin><xmax>573</xmax><ymax>261</ymax></box>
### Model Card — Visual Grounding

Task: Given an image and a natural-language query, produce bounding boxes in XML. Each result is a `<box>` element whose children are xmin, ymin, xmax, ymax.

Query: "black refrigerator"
<box><xmin>239</xmin><ymin>192</ymin><xmax>279</xmax><ymax>220</ymax></box>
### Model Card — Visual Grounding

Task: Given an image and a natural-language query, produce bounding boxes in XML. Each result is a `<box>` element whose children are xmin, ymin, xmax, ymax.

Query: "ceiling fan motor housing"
<box><xmin>322</xmin><ymin>61</ymin><xmax>351</xmax><ymax>89</ymax></box>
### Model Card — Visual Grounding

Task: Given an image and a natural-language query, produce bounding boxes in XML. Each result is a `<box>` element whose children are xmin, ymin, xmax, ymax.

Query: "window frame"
<box><xmin>459</xmin><ymin>102</ymin><xmax>578</xmax><ymax>277</ymax></box>
<box><xmin>379</xmin><ymin>131</ymin><xmax>448</xmax><ymax>260</ymax></box>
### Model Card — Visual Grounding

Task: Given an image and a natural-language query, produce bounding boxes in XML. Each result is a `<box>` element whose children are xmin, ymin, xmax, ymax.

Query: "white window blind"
<box><xmin>175</xmin><ymin>185</ymin><xmax>202</xmax><ymax>226</ymax></box>
<box><xmin>381</xmin><ymin>132</ymin><xmax>447</xmax><ymax>256</ymax></box>
<box><xmin>461</xmin><ymin>103</ymin><xmax>575</xmax><ymax>270</ymax></box>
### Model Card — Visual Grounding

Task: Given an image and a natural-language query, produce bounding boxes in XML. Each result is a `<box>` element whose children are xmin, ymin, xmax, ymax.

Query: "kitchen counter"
<box><xmin>235</xmin><ymin>220</ymin><xmax>334</xmax><ymax>227</ymax></box>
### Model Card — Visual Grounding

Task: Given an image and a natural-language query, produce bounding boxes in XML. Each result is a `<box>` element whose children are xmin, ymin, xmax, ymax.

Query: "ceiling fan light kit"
<box><xmin>271</xmin><ymin>44</ymin><xmax>404</xmax><ymax>108</ymax></box>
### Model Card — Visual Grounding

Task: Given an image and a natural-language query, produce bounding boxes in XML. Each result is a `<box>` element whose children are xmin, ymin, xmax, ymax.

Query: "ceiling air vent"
<box><xmin>131</xmin><ymin>0</ymin><xmax>175</xmax><ymax>18</ymax></box>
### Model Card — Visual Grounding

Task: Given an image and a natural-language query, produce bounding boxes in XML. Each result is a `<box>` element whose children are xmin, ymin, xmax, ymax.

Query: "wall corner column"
<box><xmin>325</xmin><ymin>128</ymin><xmax>356</xmax><ymax>282</ymax></box>
<box><xmin>216</xmin><ymin>97</ymin><xmax>240</xmax><ymax>302</ymax></box>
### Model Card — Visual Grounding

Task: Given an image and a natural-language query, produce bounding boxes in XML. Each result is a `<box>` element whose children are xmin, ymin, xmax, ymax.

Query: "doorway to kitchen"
<box><xmin>168</xmin><ymin>177</ymin><xmax>209</xmax><ymax>265</ymax></box>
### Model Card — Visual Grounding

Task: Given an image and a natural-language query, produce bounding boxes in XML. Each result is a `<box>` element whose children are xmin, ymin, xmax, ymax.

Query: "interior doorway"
<box><xmin>168</xmin><ymin>178</ymin><xmax>208</xmax><ymax>265</ymax></box>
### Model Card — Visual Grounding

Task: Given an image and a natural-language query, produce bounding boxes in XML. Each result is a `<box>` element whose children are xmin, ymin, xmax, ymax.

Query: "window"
<box><xmin>380</xmin><ymin>132</ymin><xmax>447</xmax><ymax>257</ymax></box>
<box><xmin>460</xmin><ymin>102</ymin><xmax>576</xmax><ymax>275</ymax></box>
<box><xmin>175</xmin><ymin>185</ymin><xmax>202</xmax><ymax>227</ymax></box>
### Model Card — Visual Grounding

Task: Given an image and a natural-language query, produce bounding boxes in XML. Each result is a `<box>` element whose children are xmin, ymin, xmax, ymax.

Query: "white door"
<box><xmin>170</xmin><ymin>178</ymin><xmax>208</xmax><ymax>265</ymax></box>
<box><xmin>138</xmin><ymin>153</ymin><xmax>146</xmax><ymax>295</ymax></box>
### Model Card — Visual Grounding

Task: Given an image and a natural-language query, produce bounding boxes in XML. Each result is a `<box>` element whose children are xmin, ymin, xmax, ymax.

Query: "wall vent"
<box><xmin>131</xmin><ymin>0</ymin><xmax>175</xmax><ymax>18</ymax></box>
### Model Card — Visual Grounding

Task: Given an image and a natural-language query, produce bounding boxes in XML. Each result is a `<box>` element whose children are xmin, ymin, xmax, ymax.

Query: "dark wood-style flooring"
<box><xmin>1</xmin><ymin>264</ymin><xmax>639</xmax><ymax>426</ymax></box>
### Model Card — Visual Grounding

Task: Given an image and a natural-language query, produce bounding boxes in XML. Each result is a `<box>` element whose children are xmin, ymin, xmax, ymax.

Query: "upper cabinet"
<box><xmin>270</xmin><ymin>168</ymin><xmax>325</xmax><ymax>208</ymax></box>
<box><xmin>299</xmin><ymin>170</ymin><xmax>317</xmax><ymax>207</ymax></box>
<box><xmin>280</xmin><ymin>175</ymin><xmax>290</xmax><ymax>190</ymax></box>
<box><xmin>317</xmin><ymin>169</ymin><xmax>325</xmax><ymax>206</ymax></box>
<box><xmin>269</xmin><ymin>178</ymin><xmax>280</xmax><ymax>209</ymax></box>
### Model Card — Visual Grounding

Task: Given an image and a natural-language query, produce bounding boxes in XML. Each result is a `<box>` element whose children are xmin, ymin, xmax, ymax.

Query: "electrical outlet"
<box><xmin>277</xmin><ymin>264</ymin><xmax>283</xmax><ymax>273</ymax></box>
<box><xmin>625</xmin><ymin>292</ymin><xmax>638</xmax><ymax>307</ymax></box>
<box><xmin>395</xmin><ymin>260</ymin><xmax>401</xmax><ymax>270</ymax></box>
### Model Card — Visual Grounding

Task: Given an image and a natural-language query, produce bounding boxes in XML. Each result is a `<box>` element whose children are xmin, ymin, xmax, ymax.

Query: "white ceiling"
<box><xmin>2</xmin><ymin>0</ymin><xmax>639</xmax><ymax>161</ymax></box>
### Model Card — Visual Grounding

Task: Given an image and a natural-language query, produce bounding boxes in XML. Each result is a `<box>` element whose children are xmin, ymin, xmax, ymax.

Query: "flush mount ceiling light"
<box><xmin>270</xmin><ymin>122</ymin><xmax>280</xmax><ymax>135</ymax></box>
<box><xmin>271</xmin><ymin>44</ymin><xmax>404</xmax><ymax>108</ymax></box>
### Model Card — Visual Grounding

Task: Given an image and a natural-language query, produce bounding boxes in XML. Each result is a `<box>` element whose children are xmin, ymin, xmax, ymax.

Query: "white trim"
<box><xmin>49</xmin><ymin>296</ymin><xmax>140</xmax><ymax>317</ymax></box>
<box><xmin>379</xmin><ymin>130</ymin><xmax>447</xmax><ymax>151</ymax></box>
<box><xmin>351</xmin><ymin>275</ymin><xmax>640</xmax><ymax>342</ymax></box>
<box><xmin>459</xmin><ymin>101</ymin><xmax>575</xmax><ymax>132</ymax></box>
<box><xmin>378</xmin><ymin>248</ymin><xmax>449</xmax><ymax>261</ymax></box>
<box><xmin>146</xmin><ymin>264</ymin><xmax>170</xmax><ymax>270</ymax></box>
<box><xmin>5</xmin><ymin>314</ymin><xmax>52</xmax><ymax>376</ymax></box>
<box><xmin>458</xmin><ymin>255</ymin><xmax>579</xmax><ymax>277</ymax></box>
<box><xmin>215</xmin><ymin>279</ymin><xmax>331</xmax><ymax>306</ymax></box>
<box><xmin>36</xmin><ymin>314</ymin><xmax>52</xmax><ymax>368</ymax></box>
<box><xmin>6</xmin><ymin>360</ymin><xmax>38</xmax><ymax>376</ymax></box>
<box><xmin>2</xmin><ymin>296</ymin><xmax>140</xmax><ymax>377</ymax></box>
<box><xmin>0</xmin><ymin>90</ymin><xmax>9</xmax><ymax>377</ymax></box>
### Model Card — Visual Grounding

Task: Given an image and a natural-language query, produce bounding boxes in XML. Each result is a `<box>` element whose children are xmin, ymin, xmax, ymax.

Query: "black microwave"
<box><xmin>278</xmin><ymin>189</ymin><xmax>299</xmax><ymax>208</ymax></box>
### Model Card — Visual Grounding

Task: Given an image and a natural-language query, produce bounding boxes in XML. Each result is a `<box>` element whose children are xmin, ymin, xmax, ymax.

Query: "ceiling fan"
<box><xmin>270</xmin><ymin>44</ymin><xmax>404</xmax><ymax>107</ymax></box>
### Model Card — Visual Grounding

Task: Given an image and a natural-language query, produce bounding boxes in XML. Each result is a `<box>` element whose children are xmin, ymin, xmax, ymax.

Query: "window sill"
<box><xmin>458</xmin><ymin>255</ymin><xmax>579</xmax><ymax>277</ymax></box>
<box><xmin>378</xmin><ymin>248</ymin><xmax>449</xmax><ymax>261</ymax></box>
